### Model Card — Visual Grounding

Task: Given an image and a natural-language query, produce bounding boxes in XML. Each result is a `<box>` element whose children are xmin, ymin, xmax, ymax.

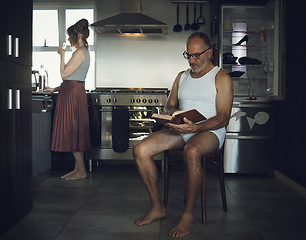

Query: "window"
<box><xmin>33</xmin><ymin>5</ymin><xmax>95</xmax><ymax>90</ymax></box>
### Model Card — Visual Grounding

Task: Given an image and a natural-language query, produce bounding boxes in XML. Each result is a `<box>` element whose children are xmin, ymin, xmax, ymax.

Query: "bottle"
<box><xmin>38</xmin><ymin>65</ymin><xmax>48</xmax><ymax>91</ymax></box>
<box><xmin>62</xmin><ymin>42</ymin><xmax>67</xmax><ymax>49</ymax></box>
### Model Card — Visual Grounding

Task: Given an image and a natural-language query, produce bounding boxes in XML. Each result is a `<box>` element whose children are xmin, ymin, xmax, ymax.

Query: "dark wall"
<box><xmin>275</xmin><ymin>0</ymin><xmax>306</xmax><ymax>187</ymax></box>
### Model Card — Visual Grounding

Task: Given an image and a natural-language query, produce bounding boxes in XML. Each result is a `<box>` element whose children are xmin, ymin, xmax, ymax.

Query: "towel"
<box><xmin>112</xmin><ymin>107</ymin><xmax>129</xmax><ymax>153</ymax></box>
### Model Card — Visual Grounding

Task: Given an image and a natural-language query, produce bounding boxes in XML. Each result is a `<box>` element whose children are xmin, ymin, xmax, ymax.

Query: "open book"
<box><xmin>151</xmin><ymin>109</ymin><xmax>206</xmax><ymax>125</ymax></box>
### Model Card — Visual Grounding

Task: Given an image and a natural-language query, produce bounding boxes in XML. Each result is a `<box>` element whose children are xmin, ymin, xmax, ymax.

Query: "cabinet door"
<box><xmin>13</xmin><ymin>0</ymin><xmax>32</xmax><ymax>67</ymax></box>
<box><xmin>13</xmin><ymin>82</ymin><xmax>33</xmax><ymax>220</ymax></box>
<box><xmin>0</xmin><ymin>0</ymin><xmax>32</xmax><ymax>67</ymax></box>
<box><xmin>0</xmin><ymin>81</ymin><xmax>16</xmax><ymax>233</ymax></box>
<box><xmin>0</xmin><ymin>1</ymin><xmax>13</xmax><ymax>62</ymax></box>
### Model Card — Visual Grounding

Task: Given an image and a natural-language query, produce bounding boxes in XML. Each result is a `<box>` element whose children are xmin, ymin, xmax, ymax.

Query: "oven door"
<box><xmin>100</xmin><ymin>106</ymin><xmax>161</xmax><ymax>150</ymax></box>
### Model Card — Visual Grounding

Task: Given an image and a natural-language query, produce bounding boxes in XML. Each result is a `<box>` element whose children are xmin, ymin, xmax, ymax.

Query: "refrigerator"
<box><xmin>218</xmin><ymin>1</ymin><xmax>285</xmax><ymax>174</ymax></box>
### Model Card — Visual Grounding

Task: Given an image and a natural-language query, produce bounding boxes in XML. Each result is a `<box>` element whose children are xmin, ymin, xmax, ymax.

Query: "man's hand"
<box><xmin>166</xmin><ymin>117</ymin><xmax>198</xmax><ymax>134</ymax></box>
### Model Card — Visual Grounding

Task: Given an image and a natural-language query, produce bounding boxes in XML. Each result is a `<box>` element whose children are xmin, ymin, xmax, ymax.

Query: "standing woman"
<box><xmin>45</xmin><ymin>19</ymin><xmax>91</xmax><ymax>180</ymax></box>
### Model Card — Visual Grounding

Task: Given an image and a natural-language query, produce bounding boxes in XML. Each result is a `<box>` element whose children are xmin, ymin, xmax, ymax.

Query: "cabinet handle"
<box><xmin>7</xmin><ymin>35</ymin><xmax>12</xmax><ymax>56</ymax></box>
<box><xmin>15</xmin><ymin>90</ymin><xmax>20</xmax><ymax>110</ymax></box>
<box><xmin>7</xmin><ymin>89</ymin><xmax>13</xmax><ymax>110</ymax></box>
<box><xmin>14</xmin><ymin>37</ymin><xmax>19</xmax><ymax>58</ymax></box>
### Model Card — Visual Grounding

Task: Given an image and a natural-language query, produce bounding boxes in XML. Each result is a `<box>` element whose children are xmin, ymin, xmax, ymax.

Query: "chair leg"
<box><xmin>218</xmin><ymin>155</ymin><xmax>228</xmax><ymax>212</ymax></box>
<box><xmin>163</xmin><ymin>151</ymin><xmax>169</xmax><ymax>207</ymax></box>
<box><xmin>201</xmin><ymin>158</ymin><xmax>207</xmax><ymax>224</ymax></box>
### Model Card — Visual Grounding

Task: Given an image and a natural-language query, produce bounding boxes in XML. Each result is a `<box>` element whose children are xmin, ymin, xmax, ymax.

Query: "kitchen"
<box><xmin>1</xmin><ymin>0</ymin><xmax>306</xmax><ymax>239</ymax></box>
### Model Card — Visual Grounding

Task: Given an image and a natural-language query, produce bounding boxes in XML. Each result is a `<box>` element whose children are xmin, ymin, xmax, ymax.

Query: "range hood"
<box><xmin>90</xmin><ymin>0</ymin><xmax>168</xmax><ymax>35</ymax></box>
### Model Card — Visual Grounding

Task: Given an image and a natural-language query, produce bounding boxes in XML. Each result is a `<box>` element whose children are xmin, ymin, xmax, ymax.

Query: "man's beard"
<box><xmin>190</xmin><ymin>63</ymin><xmax>201</xmax><ymax>73</ymax></box>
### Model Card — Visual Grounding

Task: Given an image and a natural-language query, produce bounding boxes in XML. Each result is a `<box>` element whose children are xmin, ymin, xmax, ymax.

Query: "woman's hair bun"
<box><xmin>78</xmin><ymin>19</ymin><xmax>89</xmax><ymax>28</ymax></box>
<box><xmin>73</xmin><ymin>18</ymin><xmax>89</xmax><ymax>39</ymax></box>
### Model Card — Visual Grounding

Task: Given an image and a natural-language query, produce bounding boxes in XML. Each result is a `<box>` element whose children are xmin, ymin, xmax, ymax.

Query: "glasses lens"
<box><xmin>183</xmin><ymin>51</ymin><xmax>190</xmax><ymax>59</ymax></box>
<box><xmin>193</xmin><ymin>53</ymin><xmax>200</xmax><ymax>59</ymax></box>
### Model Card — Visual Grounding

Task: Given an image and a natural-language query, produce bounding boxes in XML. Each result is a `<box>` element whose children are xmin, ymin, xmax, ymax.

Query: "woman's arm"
<box><xmin>58</xmin><ymin>46</ymin><xmax>85</xmax><ymax>79</ymax></box>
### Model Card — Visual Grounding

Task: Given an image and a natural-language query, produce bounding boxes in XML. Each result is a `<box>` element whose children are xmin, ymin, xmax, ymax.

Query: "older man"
<box><xmin>133</xmin><ymin>32</ymin><xmax>233</xmax><ymax>238</ymax></box>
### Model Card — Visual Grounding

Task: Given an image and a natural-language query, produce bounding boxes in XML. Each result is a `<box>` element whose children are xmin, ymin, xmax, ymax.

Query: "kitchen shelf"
<box><xmin>223</xmin><ymin>64</ymin><xmax>262</xmax><ymax>67</ymax></box>
<box><xmin>223</xmin><ymin>30</ymin><xmax>261</xmax><ymax>34</ymax></box>
<box><xmin>171</xmin><ymin>0</ymin><xmax>208</xmax><ymax>4</ymax></box>
<box><xmin>223</xmin><ymin>45</ymin><xmax>262</xmax><ymax>48</ymax></box>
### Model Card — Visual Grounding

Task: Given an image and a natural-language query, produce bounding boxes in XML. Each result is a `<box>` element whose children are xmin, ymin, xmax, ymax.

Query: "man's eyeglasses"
<box><xmin>183</xmin><ymin>47</ymin><xmax>211</xmax><ymax>60</ymax></box>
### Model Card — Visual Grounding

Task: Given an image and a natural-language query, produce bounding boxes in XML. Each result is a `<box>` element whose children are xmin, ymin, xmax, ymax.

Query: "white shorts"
<box><xmin>180</xmin><ymin>127</ymin><xmax>226</xmax><ymax>149</ymax></box>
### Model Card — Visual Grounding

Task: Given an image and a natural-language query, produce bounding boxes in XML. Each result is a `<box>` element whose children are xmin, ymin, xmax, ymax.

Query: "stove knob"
<box><xmin>113</xmin><ymin>98</ymin><xmax>117</xmax><ymax>103</ymax></box>
<box><xmin>154</xmin><ymin>99</ymin><xmax>159</xmax><ymax>104</ymax></box>
<box><xmin>142</xmin><ymin>99</ymin><xmax>147</xmax><ymax>103</ymax></box>
<box><xmin>106</xmin><ymin>98</ymin><xmax>111</xmax><ymax>103</ymax></box>
<box><xmin>148</xmin><ymin>99</ymin><xmax>153</xmax><ymax>104</ymax></box>
<box><xmin>130</xmin><ymin>98</ymin><xmax>135</xmax><ymax>103</ymax></box>
<box><xmin>136</xmin><ymin>98</ymin><xmax>141</xmax><ymax>103</ymax></box>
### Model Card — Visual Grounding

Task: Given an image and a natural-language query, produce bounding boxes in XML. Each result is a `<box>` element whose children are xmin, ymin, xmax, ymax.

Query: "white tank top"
<box><xmin>178</xmin><ymin>66</ymin><xmax>220</xmax><ymax>119</ymax></box>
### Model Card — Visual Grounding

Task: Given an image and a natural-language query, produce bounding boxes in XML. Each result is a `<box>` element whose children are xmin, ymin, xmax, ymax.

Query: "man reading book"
<box><xmin>133</xmin><ymin>32</ymin><xmax>233</xmax><ymax>238</ymax></box>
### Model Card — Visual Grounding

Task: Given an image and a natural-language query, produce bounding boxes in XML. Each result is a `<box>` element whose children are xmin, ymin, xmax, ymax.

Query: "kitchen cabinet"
<box><xmin>219</xmin><ymin>1</ymin><xmax>284</xmax><ymax>100</ymax></box>
<box><xmin>0</xmin><ymin>0</ymin><xmax>32</xmax><ymax>234</ymax></box>
<box><xmin>0</xmin><ymin>62</ymin><xmax>32</xmax><ymax>234</ymax></box>
<box><xmin>1</xmin><ymin>0</ymin><xmax>32</xmax><ymax>66</ymax></box>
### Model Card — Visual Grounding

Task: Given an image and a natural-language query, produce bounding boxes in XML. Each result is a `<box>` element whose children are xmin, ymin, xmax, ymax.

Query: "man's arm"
<box><xmin>163</xmin><ymin>71</ymin><xmax>184</xmax><ymax>115</ymax></box>
<box><xmin>167</xmin><ymin>69</ymin><xmax>233</xmax><ymax>133</ymax></box>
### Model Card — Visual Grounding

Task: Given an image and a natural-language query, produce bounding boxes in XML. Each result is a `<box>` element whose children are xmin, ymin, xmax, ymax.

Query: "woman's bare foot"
<box><xmin>61</xmin><ymin>169</ymin><xmax>77</xmax><ymax>179</ymax></box>
<box><xmin>64</xmin><ymin>171</ymin><xmax>88</xmax><ymax>180</ymax></box>
<box><xmin>135</xmin><ymin>206</ymin><xmax>166</xmax><ymax>226</ymax></box>
<box><xmin>169</xmin><ymin>214</ymin><xmax>194</xmax><ymax>238</ymax></box>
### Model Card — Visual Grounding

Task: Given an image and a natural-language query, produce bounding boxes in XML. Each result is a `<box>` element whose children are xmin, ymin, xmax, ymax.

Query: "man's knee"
<box><xmin>183</xmin><ymin>144</ymin><xmax>202</xmax><ymax>165</ymax></box>
<box><xmin>133</xmin><ymin>141</ymin><xmax>150</xmax><ymax>164</ymax></box>
<box><xmin>133</xmin><ymin>142</ymin><xmax>143</xmax><ymax>159</ymax></box>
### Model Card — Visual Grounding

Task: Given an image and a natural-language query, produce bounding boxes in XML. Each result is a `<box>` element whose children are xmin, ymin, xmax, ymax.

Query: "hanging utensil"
<box><xmin>191</xmin><ymin>4</ymin><xmax>199</xmax><ymax>31</ymax></box>
<box><xmin>184</xmin><ymin>1</ymin><xmax>190</xmax><ymax>30</ymax></box>
<box><xmin>173</xmin><ymin>4</ymin><xmax>182</xmax><ymax>32</ymax></box>
<box><xmin>197</xmin><ymin>4</ymin><xmax>205</xmax><ymax>25</ymax></box>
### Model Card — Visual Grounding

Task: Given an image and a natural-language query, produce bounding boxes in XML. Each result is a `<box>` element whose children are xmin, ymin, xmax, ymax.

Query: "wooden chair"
<box><xmin>163</xmin><ymin>146</ymin><xmax>227</xmax><ymax>224</ymax></box>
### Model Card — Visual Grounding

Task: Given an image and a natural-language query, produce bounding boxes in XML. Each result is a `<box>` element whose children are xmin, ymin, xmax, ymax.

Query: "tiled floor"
<box><xmin>1</xmin><ymin>163</ymin><xmax>306</xmax><ymax>240</ymax></box>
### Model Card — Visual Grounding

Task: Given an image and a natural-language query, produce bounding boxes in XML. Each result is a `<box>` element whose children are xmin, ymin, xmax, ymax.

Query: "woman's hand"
<box><xmin>58</xmin><ymin>46</ymin><xmax>66</xmax><ymax>56</ymax></box>
<box><xmin>43</xmin><ymin>86</ymin><xmax>55</xmax><ymax>94</ymax></box>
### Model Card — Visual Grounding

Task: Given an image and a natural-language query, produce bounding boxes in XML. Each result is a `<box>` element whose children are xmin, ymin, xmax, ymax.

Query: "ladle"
<box><xmin>197</xmin><ymin>4</ymin><xmax>205</xmax><ymax>25</ymax></box>
<box><xmin>190</xmin><ymin>4</ymin><xmax>199</xmax><ymax>31</ymax></box>
<box><xmin>184</xmin><ymin>2</ymin><xmax>190</xmax><ymax>30</ymax></box>
<box><xmin>173</xmin><ymin>4</ymin><xmax>182</xmax><ymax>32</ymax></box>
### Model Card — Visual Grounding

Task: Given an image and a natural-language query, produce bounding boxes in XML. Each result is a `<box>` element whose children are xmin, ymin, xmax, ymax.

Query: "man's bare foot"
<box><xmin>61</xmin><ymin>170</ymin><xmax>77</xmax><ymax>179</ymax></box>
<box><xmin>64</xmin><ymin>171</ymin><xmax>88</xmax><ymax>180</ymax></box>
<box><xmin>135</xmin><ymin>206</ymin><xmax>166</xmax><ymax>226</ymax></box>
<box><xmin>169</xmin><ymin>215</ymin><xmax>194</xmax><ymax>238</ymax></box>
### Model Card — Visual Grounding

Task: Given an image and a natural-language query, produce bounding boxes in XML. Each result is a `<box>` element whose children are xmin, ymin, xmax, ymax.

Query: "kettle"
<box><xmin>32</xmin><ymin>70</ymin><xmax>39</xmax><ymax>91</ymax></box>
<box><xmin>38</xmin><ymin>65</ymin><xmax>49</xmax><ymax>91</ymax></box>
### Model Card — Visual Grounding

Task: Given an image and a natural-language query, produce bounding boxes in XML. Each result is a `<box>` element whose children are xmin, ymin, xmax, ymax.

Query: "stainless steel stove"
<box><xmin>86</xmin><ymin>88</ymin><xmax>168</xmax><ymax>171</ymax></box>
